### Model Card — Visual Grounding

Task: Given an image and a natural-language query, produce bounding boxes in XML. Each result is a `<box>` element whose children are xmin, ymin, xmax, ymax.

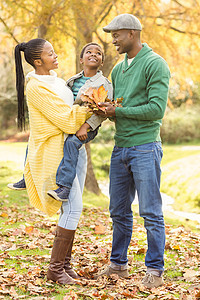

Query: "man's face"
<box><xmin>111</xmin><ymin>29</ymin><xmax>133</xmax><ymax>54</ymax></box>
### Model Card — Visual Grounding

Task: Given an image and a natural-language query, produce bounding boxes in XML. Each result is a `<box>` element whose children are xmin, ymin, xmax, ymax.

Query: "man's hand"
<box><xmin>76</xmin><ymin>123</ymin><xmax>90</xmax><ymax>140</ymax></box>
<box><xmin>95</xmin><ymin>102</ymin><xmax>116</xmax><ymax>117</ymax></box>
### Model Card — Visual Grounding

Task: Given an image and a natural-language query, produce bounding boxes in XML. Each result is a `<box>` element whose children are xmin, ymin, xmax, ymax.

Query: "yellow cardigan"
<box><xmin>24</xmin><ymin>78</ymin><xmax>91</xmax><ymax>216</ymax></box>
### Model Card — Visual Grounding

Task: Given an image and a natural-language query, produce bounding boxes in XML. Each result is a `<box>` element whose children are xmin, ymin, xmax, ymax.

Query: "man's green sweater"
<box><xmin>112</xmin><ymin>43</ymin><xmax>170</xmax><ymax>147</ymax></box>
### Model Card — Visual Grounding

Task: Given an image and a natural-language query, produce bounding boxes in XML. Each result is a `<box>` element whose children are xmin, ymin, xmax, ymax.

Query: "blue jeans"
<box><xmin>58</xmin><ymin>146</ymin><xmax>87</xmax><ymax>230</ymax></box>
<box><xmin>109</xmin><ymin>142</ymin><xmax>165</xmax><ymax>272</ymax></box>
<box><xmin>56</xmin><ymin>129</ymin><xmax>98</xmax><ymax>188</ymax></box>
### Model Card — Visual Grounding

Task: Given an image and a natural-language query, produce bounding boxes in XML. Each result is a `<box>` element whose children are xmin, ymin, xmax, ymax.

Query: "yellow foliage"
<box><xmin>1</xmin><ymin>0</ymin><xmax>200</xmax><ymax>83</ymax></box>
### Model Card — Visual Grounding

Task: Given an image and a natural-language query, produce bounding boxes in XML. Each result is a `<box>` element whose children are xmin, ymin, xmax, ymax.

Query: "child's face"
<box><xmin>80</xmin><ymin>45</ymin><xmax>103</xmax><ymax>69</ymax></box>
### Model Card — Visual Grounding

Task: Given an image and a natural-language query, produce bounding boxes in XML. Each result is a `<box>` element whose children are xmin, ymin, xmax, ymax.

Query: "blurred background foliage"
<box><xmin>0</xmin><ymin>0</ymin><xmax>200</xmax><ymax>141</ymax></box>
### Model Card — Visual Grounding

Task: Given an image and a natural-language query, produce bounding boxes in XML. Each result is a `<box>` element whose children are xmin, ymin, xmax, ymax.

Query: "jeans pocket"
<box><xmin>111</xmin><ymin>146</ymin><xmax>121</xmax><ymax>158</ymax></box>
<box><xmin>154</xmin><ymin>142</ymin><xmax>163</xmax><ymax>163</ymax></box>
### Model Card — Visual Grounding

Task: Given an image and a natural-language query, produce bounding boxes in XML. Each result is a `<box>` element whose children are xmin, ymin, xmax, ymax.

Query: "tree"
<box><xmin>1</xmin><ymin>0</ymin><xmax>200</xmax><ymax>193</ymax></box>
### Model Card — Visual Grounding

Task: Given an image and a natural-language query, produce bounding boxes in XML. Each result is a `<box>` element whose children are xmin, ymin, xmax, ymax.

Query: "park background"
<box><xmin>0</xmin><ymin>0</ymin><xmax>200</xmax><ymax>299</ymax></box>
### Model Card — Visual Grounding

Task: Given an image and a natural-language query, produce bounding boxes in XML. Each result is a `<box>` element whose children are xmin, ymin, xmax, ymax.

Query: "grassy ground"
<box><xmin>90</xmin><ymin>142</ymin><xmax>200</xmax><ymax>214</ymax></box>
<box><xmin>0</xmin><ymin>141</ymin><xmax>200</xmax><ymax>299</ymax></box>
<box><xmin>0</xmin><ymin>140</ymin><xmax>200</xmax><ymax>217</ymax></box>
<box><xmin>0</xmin><ymin>160</ymin><xmax>200</xmax><ymax>299</ymax></box>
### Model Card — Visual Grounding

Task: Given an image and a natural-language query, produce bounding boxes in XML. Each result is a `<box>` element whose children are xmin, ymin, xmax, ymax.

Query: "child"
<box><xmin>8</xmin><ymin>42</ymin><xmax>113</xmax><ymax>202</ymax></box>
<box><xmin>47</xmin><ymin>42</ymin><xmax>112</xmax><ymax>201</ymax></box>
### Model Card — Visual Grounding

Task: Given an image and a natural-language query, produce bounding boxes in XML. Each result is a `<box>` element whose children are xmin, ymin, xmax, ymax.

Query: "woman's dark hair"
<box><xmin>80</xmin><ymin>42</ymin><xmax>104</xmax><ymax>62</ymax></box>
<box><xmin>15</xmin><ymin>38</ymin><xmax>46</xmax><ymax>130</ymax></box>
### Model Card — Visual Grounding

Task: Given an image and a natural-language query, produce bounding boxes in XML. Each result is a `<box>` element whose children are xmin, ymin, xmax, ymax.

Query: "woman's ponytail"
<box><xmin>14</xmin><ymin>39</ymin><xmax>46</xmax><ymax>131</ymax></box>
<box><xmin>15</xmin><ymin>43</ymin><xmax>26</xmax><ymax>131</ymax></box>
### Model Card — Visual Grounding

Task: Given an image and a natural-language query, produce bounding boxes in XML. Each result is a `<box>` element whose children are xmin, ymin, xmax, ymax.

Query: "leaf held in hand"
<box><xmin>80</xmin><ymin>86</ymin><xmax>123</xmax><ymax>113</ymax></box>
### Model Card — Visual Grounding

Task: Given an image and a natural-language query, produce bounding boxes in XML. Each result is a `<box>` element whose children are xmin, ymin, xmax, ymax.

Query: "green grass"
<box><xmin>160</xmin><ymin>144</ymin><xmax>200</xmax><ymax>213</ymax></box>
<box><xmin>90</xmin><ymin>142</ymin><xmax>200</xmax><ymax>214</ymax></box>
<box><xmin>1</xmin><ymin>141</ymin><xmax>200</xmax><ymax>227</ymax></box>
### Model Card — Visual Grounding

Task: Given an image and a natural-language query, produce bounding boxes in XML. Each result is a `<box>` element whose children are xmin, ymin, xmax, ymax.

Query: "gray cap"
<box><xmin>103</xmin><ymin>14</ymin><xmax>142</xmax><ymax>33</ymax></box>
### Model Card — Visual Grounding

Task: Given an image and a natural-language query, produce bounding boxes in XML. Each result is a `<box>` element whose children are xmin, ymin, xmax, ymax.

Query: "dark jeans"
<box><xmin>109</xmin><ymin>142</ymin><xmax>165</xmax><ymax>271</ymax></box>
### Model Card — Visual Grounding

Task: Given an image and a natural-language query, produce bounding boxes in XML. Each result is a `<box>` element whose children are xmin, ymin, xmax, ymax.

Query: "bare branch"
<box><xmin>94</xmin><ymin>0</ymin><xmax>113</xmax><ymax>22</ymax></box>
<box><xmin>172</xmin><ymin>0</ymin><xmax>187</xmax><ymax>8</ymax></box>
<box><xmin>94</xmin><ymin>3</ymin><xmax>113</xmax><ymax>31</ymax></box>
<box><xmin>155</xmin><ymin>23</ymin><xmax>200</xmax><ymax>36</ymax></box>
<box><xmin>0</xmin><ymin>16</ymin><xmax>19</xmax><ymax>43</ymax></box>
<box><xmin>169</xmin><ymin>26</ymin><xmax>200</xmax><ymax>36</ymax></box>
<box><xmin>8</xmin><ymin>0</ymin><xmax>34</xmax><ymax>14</ymax></box>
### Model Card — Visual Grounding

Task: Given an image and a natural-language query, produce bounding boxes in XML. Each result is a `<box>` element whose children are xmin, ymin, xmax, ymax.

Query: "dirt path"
<box><xmin>0</xmin><ymin>142</ymin><xmax>27</xmax><ymax>170</ymax></box>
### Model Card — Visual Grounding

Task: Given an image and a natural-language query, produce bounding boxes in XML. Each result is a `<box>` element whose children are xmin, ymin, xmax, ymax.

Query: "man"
<box><xmin>95</xmin><ymin>14</ymin><xmax>170</xmax><ymax>288</ymax></box>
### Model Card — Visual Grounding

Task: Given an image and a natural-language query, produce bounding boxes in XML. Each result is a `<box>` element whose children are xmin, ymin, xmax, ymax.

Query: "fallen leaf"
<box><xmin>95</xmin><ymin>224</ymin><xmax>106</xmax><ymax>235</ymax></box>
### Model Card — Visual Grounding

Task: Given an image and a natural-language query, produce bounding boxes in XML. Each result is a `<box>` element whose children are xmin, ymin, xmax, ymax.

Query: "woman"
<box><xmin>15</xmin><ymin>38</ymin><xmax>91</xmax><ymax>284</ymax></box>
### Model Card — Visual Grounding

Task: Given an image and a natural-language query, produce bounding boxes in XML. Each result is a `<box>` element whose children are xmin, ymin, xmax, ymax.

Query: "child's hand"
<box><xmin>76</xmin><ymin>123</ymin><xmax>90</xmax><ymax>141</ymax></box>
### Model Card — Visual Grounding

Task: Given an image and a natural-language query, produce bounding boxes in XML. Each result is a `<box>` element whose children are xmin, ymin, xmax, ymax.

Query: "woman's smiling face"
<box><xmin>36</xmin><ymin>41</ymin><xmax>58</xmax><ymax>74</ymax></box>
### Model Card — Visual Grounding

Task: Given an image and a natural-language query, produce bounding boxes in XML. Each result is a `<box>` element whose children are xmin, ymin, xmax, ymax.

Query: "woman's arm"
<box><xmin>27</xmin><ymin>80</ymin><xmax>92</xmax><ymax>134</ymax></box>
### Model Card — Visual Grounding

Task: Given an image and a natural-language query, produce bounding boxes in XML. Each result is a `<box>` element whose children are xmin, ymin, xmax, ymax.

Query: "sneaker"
<box><xmin>93</xmin><ymin>265</ymin><xmax>129</xmax><ymax>279</ymax></box>
<box><xmin>7</xmin><ymin>179</ymin><xmax>26</xmax><ymax>190</ymax></box>
<box><xmin>47</xmin><ymin>186</ymin><xmax>70</xmax><ymax>202</ymax></box>
<box><xmin>142</xmin><ymin>273</ymin><xmax>164</xmax><ymax>288</ymax></box>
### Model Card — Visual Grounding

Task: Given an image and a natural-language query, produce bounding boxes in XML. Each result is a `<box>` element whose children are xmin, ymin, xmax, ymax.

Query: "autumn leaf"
<box><xmin>25</xmin><ymin>226</ymin><xmax>34</xmax><ymax>234</ymax></box>
<box><xmin>95</xmin><ymin>224</ymin><xmax>106</xmax><ymax>234</ymax></box>
<box><xmin>183</xmin><ymin>269</ymin><xmax>199</xmax><ymax>280</ymax></box>
<box><xmin>93</xmin><ymin>85</ymin><xmax>108</xmax><ymax>103</ymax></box>
<box><xmin>1</xmin><ymin>199</ymin><xmax>200</xmax><ymax>299</ymax></box>
<box><xmin>137</xmin><ymin>247</ymin><xmax>146</xmax><ymax>254</ymax></box>
<box><xmin>80</xmin><ymin>86</ymin><xmax>123</xmax><ymax>113</ymax></box>
<box><xmin>0</xmin><ymin>212</ymin><xmax>8</xmax><ymax>218</ymax></box>
<box><xmin>83</xmin><ymin>87</ymin><xmax>95</xmax><ymax>100</ymax></box>
<box><xmin>172</xmin><ymin>244</ymin><xmax>180</xmax><ymax>250</ymax></box>
<box><xmin>195</xmin><ymin>291</ymin><xmax>200</xmax><ymax>299</ymax></box>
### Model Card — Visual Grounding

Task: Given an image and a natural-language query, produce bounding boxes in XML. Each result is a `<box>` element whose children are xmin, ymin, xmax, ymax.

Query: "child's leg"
<box><xmin>7</xmin><ymin>145</ymin><xmax>28</xmax><ymax>190</ymax></box>
<box><xmin>56</xmin><ymin>129</ymin><xmax>98</xmax><ymax>189</ymax></box>
<box><xmin>47</xmin><ymin>129</ymin><xmax>98</xmax><ymax>201</ymax></box>
<box><xmin>22</xmin><ymin>145</ymin><xmax>28</xmax><ymax>179</ymax></box>
<box><xmin>56</xmin><ymin>134</ymin><xmax>83</xmax><ymax>189</ymax></box>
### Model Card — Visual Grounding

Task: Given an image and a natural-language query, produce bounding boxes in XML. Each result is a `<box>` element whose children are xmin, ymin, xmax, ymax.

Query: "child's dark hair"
<box><xmin>15</xmin><ymin>38</ymin><xmax>46</xmax><ymax>130</ymax></box>
<box><xmin>80</xmin><ymin>42</ymin><xmax>104</xmax><ymax>62</ymax></box>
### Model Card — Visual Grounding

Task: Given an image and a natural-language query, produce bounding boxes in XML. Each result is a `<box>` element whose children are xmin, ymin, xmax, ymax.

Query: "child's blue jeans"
<box><xmin>56</xmin><ymin>128</ymin><xmax>98</xmax><ymax>189</ymax></box>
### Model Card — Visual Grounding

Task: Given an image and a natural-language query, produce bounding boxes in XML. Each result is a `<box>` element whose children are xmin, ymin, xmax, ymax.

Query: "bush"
<box><xmin>161</xmin><ymin>105</ymin><xmax>200</xmax><ymax>144</ymax></box>
<box><xmin>93</xmin><ymin>119</ymin><xmax>115</xmax><ymax>143</ymax></box>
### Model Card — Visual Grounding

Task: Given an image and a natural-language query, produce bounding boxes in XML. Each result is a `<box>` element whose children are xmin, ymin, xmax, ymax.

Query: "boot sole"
<box><xmin>47</xmin><ymin>190</ymin><xmax>69</xmax><ymax>202</ymax></box>
<box><xmin>7</xmin><ymin>184</ymin><xmax>26</xmax><ymax>190</ymax></box>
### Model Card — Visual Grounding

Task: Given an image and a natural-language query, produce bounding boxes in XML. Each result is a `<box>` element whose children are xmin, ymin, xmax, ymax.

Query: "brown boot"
<box><xmin>64</xmin><ymin>231</ymin><xmax>80</xmax><ymax>279</ymax></box>
<box><xmin>47</xmin><ymin>226</ymin><xmax>76</xmax><ymax>285</ymax></box>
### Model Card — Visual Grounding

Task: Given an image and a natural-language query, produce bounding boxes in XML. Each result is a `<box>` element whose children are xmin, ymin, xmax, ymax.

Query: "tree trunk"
<box><xmin>85</xmin><ymin>143</ymin><xmax>101</xmax><ymax>195</ymax></box>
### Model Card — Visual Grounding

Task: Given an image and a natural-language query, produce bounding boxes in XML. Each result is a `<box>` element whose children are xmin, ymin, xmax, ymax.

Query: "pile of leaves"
<box><xmin>80</xmin><ymin>86</ymin><xmax>123</xmax><ymax>112</ymax></box>
<box><xmin>0</xmin><ymin>200</ymin><xmax>200</xmax><ymax>299</ymax></box>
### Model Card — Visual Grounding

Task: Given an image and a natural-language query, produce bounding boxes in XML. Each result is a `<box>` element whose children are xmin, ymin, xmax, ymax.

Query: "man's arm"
<box><xmin>101</xmin><ymin>59</ymin><xmax>170</xmax><ymax>120</ymax></box>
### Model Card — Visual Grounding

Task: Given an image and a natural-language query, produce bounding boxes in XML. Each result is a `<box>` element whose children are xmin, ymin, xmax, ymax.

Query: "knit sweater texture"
<box><xmin>24</xmin><ymin>71</ymin><xmax>91</xmax><ymax>216</ymax></box>
<box><xmin>112</xmin><ymin>43</ymin><xmax>170</xmax><ymax>147</ymax></box>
